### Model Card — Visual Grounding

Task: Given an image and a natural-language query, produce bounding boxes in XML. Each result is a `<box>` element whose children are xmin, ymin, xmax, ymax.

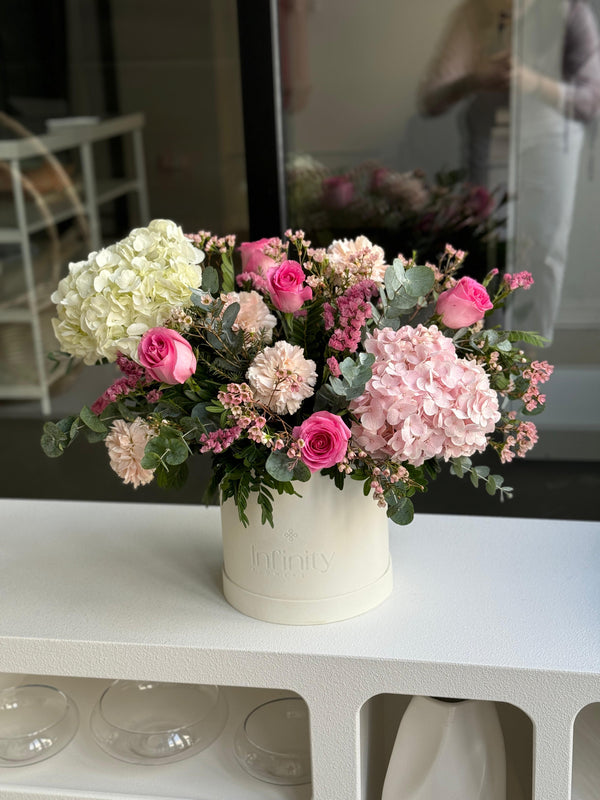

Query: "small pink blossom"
<box><xmin>293</xmin><ymin>411</ymin><xmax>351</xmax><ymax>472</ymax></box>
<box><xmin>436</xmin><ymin>276</ymin><xmax>493</xmax><ymax>328</ymax></box>
<box><xmin>327</xmin><ymin>356</ymin><xmax>341</xmax><ymax>377</ymax></box>
<box><xmin>199</xmin><ymin>425</ymin><xmax>242</xmax><ymax>454</ymax></box>
<box><xmin>503</xmin><ymin>271</ymin><xmax>534</xmax><ymax>290</ymax></box>
<box><xmin>326</xmin><ymin>280</ymin><xmax>377</xmax><ymax>353</ymax></box>
<box><xmin>91</xmin><ymin>353</ymin><xmax>149</xmax><ymax>414</ymax></box>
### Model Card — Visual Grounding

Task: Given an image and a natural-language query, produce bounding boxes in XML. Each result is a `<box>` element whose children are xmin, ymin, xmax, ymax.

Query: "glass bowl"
<box><xmin>233</xmin><ymin>696</ymin><xmax>311</xmax><ymax>785</ymax></box>
<box><xmin>0</xmin><ymin>684</ymin><xmax>79</xmax><ymax>767</ymax></box>
<box><xmin>90</xmin><ymin>681</ymin><xmax>228</xmax><ymax>765</ymax></box>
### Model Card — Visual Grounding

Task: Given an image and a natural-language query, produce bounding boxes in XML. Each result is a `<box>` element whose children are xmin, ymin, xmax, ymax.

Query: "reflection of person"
<box><xmin>418</xmin><ymin>0</ymin><xmax>600</xmax><ymax>342</ymax></box>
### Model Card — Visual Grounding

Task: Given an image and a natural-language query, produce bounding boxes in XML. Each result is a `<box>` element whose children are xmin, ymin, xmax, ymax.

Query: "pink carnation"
<box><xmin>222</xmin><ymin>291</ymin><xmax>277</xmax><ymax>341</ymax></box>
<box><xmin>105</xmin><ymin>418</ymin><xmax>155</xmax><ymax>488</ymax></box>
<box><xmin>247</xmin><ymin>340</ymin><xmax>317</xmax><ymax>415</ymax></box>
<box><xmin>350</xmin><ymin>325</ymin><xmax>501</xmax><ymax>466</ymax></box>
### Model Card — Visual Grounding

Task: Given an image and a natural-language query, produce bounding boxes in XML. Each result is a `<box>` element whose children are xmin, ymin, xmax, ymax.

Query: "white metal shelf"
<box><xmin>0</xmin><ymin>115</ymin><xmax>150</xmax><ymax>414</ymax></box>
<box><xmin>0</xmin><ymin>499</ymin><xmax>598</xmax><ymax>799</ymax></box>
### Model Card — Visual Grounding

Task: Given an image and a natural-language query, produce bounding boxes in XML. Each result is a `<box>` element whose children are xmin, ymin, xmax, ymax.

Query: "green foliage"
<box><xmin>377</xmin><ymin>261</ymin><xmax>436</xmax><ymax>327</ymax></box>
<box><xmin>40</xmin><ymin>416</ymin><xmax>79</xmax><ymax>457</ymax></box>
<box><xmin>386</xmin><ymin>496</ymin><xmax>414</xmax><ymax>526</ymax></box>
<box><xmin>450</xmin><ymin>456</ymin><xmax>513</xmax><ymax>500</ymax></box>
<box><xmin>506</xmin><ymin>330</ymin><xmax>548</xmax><ymax>347</ymax></box>
<box><xmin>220</xmin><ymin>251</ymin><xmax>235</xmax><ymax>293</ymax></box>
<box><xmin>320</xmin><ymin>352</ymin><xmax>375</xmax><ymax>405</ymax></box>
<box><xmin>201</xmin><ymin>265</ymin><xmax>220</xmax><ymax>294</ymax></box>
<box><xmin>266</xmin><ymin>451</ymin><xmax>311</xmax><ymax>483</ymax></box>
<box><xmin>141</xmin><ymin>429</ymin><xmax>190</xmax><ymax>470</ymax></box>
<box><xmin>155</xmin><ymin>460</ymin><xmax>189</xmax><ymax>490</ymax></box>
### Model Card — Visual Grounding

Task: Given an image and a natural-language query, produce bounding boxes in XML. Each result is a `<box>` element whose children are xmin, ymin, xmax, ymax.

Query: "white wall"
<box><xmin>286</xmin><ymin>0</ymin><xmax>461</xmax><ymax>175</ymax></box>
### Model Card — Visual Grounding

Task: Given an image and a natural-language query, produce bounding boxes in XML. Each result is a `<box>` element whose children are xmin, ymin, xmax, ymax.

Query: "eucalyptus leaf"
<box><xmin>266</xmin><ymin>451</ymin><xmax>310</xmax><ymax>482</ymax></box>
<box><xmin>40</xmin><ymin>421</ymin><xmax>69</xmax><ymax>457</ymax></box>
<box><xmin>387</xmin><ymin>497</ymin><xmax>414</xmax><ymax>526</ymax></box>
<box><xmin>201</xmin><ymin>265</ymin><xmax>220</xmax><ymax>294</ymax></box>
<box><xmin>403</xmin><ymin>265</ymin><xmax>435</xmax><ymax>297</ymax></box>
<box><xmin>80</xmin><ymin>405</ymin><xmax>107</xmax><ymax>433</ymax></box>
<box><xmin>221</xmin><ymin>301</ymin><xmax>240</xmax><ymax>331</ymax></box>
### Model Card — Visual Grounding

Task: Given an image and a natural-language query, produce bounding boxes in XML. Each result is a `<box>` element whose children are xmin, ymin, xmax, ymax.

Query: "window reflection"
<box><xmin>281</xmin><ymin>0</ymin><xmax>600</xmax><ymax>463</ymax></box>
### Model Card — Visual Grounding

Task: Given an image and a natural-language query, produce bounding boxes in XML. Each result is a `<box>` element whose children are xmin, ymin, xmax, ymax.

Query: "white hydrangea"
<box><xmin>51</xmin><ymin>219</ymin><xmax>204</xmax><ymax>363</ymax></box>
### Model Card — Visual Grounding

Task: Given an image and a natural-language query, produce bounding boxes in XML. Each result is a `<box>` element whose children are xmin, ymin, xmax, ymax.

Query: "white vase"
<box><xmin>220</xmin><ymin>472</ymin><xmax>393</xmax><ymax>625</ymax></box>
<box><xmin>382</xmin><ymin>696</ymin><xmax>506</xmax><ymax>800</ymax></box>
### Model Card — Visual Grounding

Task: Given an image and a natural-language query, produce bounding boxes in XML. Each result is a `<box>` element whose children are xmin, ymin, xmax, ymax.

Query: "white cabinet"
<box><xmin>0</xmin><ymin>499</ymin><xmax>598</xmax><ymax>799</ymax></box>
<box><xmin>0</xmin><ymin>115</ymin><xmax>149</xmax><ymax>414</ymax></box>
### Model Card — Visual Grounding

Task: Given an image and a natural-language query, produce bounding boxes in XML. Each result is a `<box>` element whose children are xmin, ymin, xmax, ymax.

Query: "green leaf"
<box><xmin>506</xmin><ymin>330</ymin><xmax>548</xmax><ymax>347</ymax></box>
<box><xmin>404</xmin><ymin>265</ymin><xmax>435</xmax><ymax>297</ymax></box>
<box><xmin>205</xmin><ymin>330</ymin><xmax>224</xmax><ymax>351</ymax></box>
<box><xmin>40</xmin><ymin>422</ymin><xmax>68</xmax><ymax>457</ymax></box>
<box><xmin>155</xmin><ymin>460</ymin><xmax>189</xmax><ymax>490</ymax></box>
<box><xmin>387</xmin><ymin>497</ymin><xmax>414</xmax><ymax>526</ymax></box>
<box><xmin>266</xmin><ymin>451</ymin><xmax>311</xmax><ymax>483</ymax></box>
<box><xmin>143</xmin><ymin>434</ymin><xmax>189</xmax><ymax>467</ymax></box>
<box><xmin>221</xmin><ymin>301</ymin><xmax>240</xmax><ymax>331</ymax></box>
<box><xmin>221</xmin><ymin>251</ymin><xmax>235</xmax><ymax>293</ymax></box>
<box><xmin>80</xmin><ymin>405</ymin><xmax>107</xmax><ymax>433</ymax></box>
<box><xmin>384</xmin><ymin>261</ymin><xmax>404</xmax><ymax>295</ymax></box>
<box><xmin>201</xmin><ymin>265</ymin><xmax>220</xmax><ymax>294</ymax></box>
<box><xmin>449</xmin><ymin>456</ymin><xmax>471</xmax><ymax>478</ymax></box>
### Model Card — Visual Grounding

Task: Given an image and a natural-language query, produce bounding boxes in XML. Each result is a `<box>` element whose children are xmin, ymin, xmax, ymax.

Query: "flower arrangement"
<box><xmin>42</xmin><ymin>218</ymin><xmax>552</xmax><ymax>527</ymax></box>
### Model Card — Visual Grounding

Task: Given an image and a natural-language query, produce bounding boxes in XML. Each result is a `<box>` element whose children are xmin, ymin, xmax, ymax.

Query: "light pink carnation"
<box><xmin>326</xmin><ymin>236</ymin><xmax>388</xmax><ymax>285</ymax></box>
<box><xmin>247</xmin><ymin>340</ymin><xmax>317</xmax><ymax>415</ymax></box>
<box><xmin>223</xmin><ymin>291</ymin><xmax>277</xmax><ymax>341</ymax></box>
<box><xmin>350</xmin><ymin>325</ymin><xmax>501</xmax><ymax>466</ymax></box>
<box><xmin>105</xmin><ymin>418</ymin><xmax>155</xmax><ymax>488</ymax></box>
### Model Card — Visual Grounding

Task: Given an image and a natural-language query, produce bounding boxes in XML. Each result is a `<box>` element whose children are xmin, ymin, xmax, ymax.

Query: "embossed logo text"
<box><xmin>251</xmin><ymin>545</ymin><xmax>335</xmax><ymax>576</ymax></box>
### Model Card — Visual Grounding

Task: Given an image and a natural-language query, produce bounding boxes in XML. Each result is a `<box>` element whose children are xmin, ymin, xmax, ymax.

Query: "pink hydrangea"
<box><xmin>350</xmin><ymin>325</ymin><xmax>501</xmax><ymax>466</ymax></box>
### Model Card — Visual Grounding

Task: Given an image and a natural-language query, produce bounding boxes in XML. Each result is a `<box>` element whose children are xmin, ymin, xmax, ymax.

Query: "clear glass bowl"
<box><xmin>0</xmin><ymin>684</ymin><xmax>79</xmax><ymax>767</ymax></box>
<box><xmin>233</xmin><ymin>696</ymin><xmax>311</xmax><ymax>785</ymax></box>
<box><xmin>90</xmin><ymin>681</ymin><xmax>228</xmax><ymax>765</ymax></box>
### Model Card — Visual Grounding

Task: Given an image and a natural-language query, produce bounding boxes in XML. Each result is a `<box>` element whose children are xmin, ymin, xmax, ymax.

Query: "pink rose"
<box><xmin>370</xmin><ymin>167</ymin><xmax>391</xmax><ymax>193</ymax></box>
<box><xmin>322</xmin><ymin>176</ymin><xmax>355</xmax><ymax>209</ymax></box>
<box><xmin>138</xmin><ymin>327</ymin><xmax>197</xmax><ymax>384</ymax></box>
<box><xmin>239</xmin><ymin>238</ymin><xmax>278</xmax><ymax>275</ymax></box>
<box><xmin>266</xmin><ymin>260</ymin><xmax>313</xmax><ymax>313</ymax></box>
<box><xmin>293</xmin><ymin>411</ymin><xmax>351</xmax><ymax>472</ymax></box>
<box><xmin>465</xmin><ymin>185</ymin><xmax>495</xmax><ymax>222</ymax></box>
<box><xmin>436</xmin><ymin>276</ymin><xmax>493</xmax><ymax>328</ymax></box>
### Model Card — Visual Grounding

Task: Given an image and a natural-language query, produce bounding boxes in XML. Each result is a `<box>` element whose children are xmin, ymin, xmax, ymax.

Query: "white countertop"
<box><xmin>1</xmin><ymin>498</ymin><xmax>598</xmax><ymax>678</ymax></box>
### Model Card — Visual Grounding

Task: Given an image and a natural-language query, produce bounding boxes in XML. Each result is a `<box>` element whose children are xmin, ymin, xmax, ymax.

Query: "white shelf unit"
<box><xmin>0</xmin><ymin>498</ymin><xmax>598</xmax><ymax>800</ymax></box>
<box><xmin>0</xmin><ymin>114</ymin><xmax>150</xmax><ymax>414</ymax></box>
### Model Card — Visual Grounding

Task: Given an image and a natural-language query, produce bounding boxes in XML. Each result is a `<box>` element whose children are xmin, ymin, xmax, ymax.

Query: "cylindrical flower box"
<box><xmin>220</xmin><ymin>473</ymin><xmax>393</xmax><ymax>625</ymax></box>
